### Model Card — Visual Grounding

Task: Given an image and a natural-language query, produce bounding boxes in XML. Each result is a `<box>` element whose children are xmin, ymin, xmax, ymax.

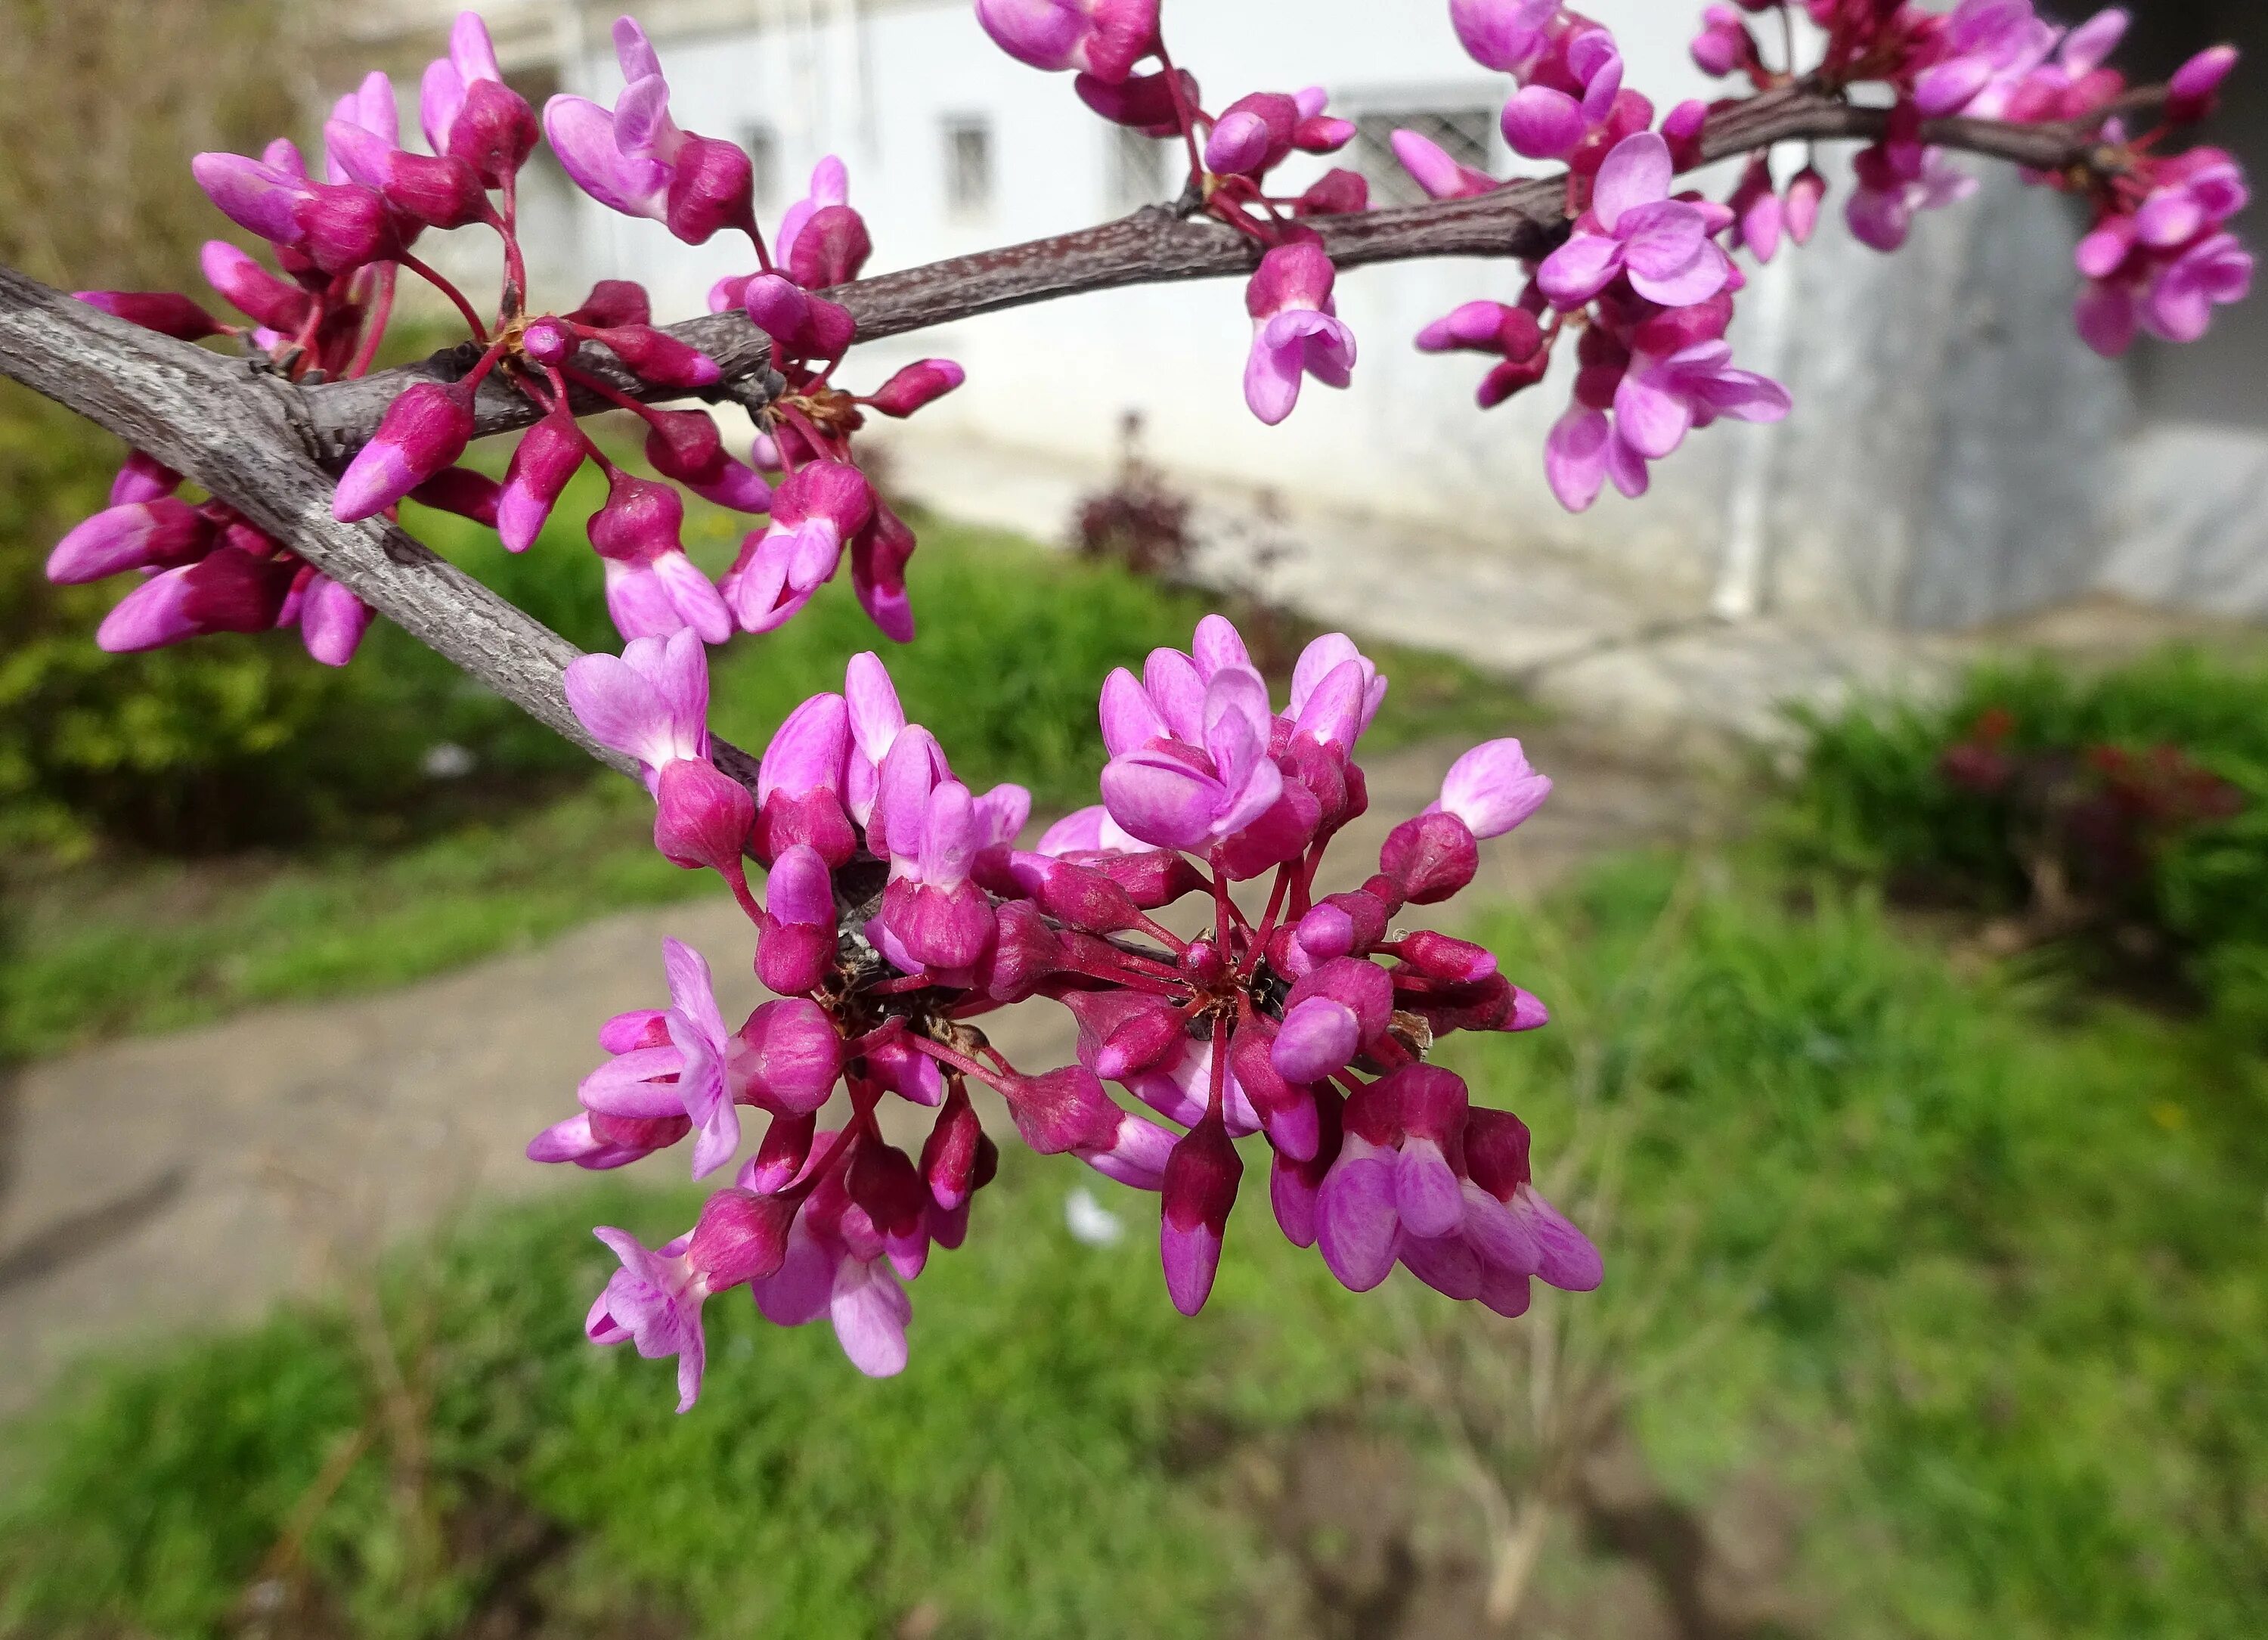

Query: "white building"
<box><xmin>356</xmin><ymin>0</ymin><xmax>2268</xmax><ymax>631</ymax></box>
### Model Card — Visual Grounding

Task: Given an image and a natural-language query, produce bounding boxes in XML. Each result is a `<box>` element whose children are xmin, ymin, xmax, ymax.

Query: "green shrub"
<box><xmin>1779</xmin><ymin>648</ymin><xmax>2268</xmax><ymax>1025</ymax></box>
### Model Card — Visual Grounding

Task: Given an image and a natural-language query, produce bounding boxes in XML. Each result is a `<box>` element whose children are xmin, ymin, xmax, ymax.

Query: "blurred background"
<box><xmin>2</xmin><ymin>2</ymin><xmax>2266</xmax><ymax>1636</ymax></box>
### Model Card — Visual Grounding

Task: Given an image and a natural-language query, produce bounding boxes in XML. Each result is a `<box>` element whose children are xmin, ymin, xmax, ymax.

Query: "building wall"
<box><xmin>401</xmin><ymin>0</ymin><xmax>2257</xmax><ymax>631</ymax></box>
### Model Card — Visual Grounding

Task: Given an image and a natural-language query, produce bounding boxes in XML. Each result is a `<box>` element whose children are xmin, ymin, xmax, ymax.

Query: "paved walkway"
<box><xmin>0</xmin><ymin>730</ymin><xmax>1696</xmax><ymax>1414</ymax></box>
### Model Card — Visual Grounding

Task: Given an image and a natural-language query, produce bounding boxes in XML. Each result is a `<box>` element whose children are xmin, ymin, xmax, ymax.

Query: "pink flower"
<box><xmin>420</xmin><ymin>11</ymin><xmax>540</xmax><ymax>187</ymax></box>
<box><xmin>750</xmin><ymin>1158</ymin><xmax>919</xmax><ymax>1377</ymax></box>
<box><xmin>1912</xmin><ymin>0</ymin><xmax>2057</xmax><ymax>119</ymax></box>
<box><xmin>1845</xmin><ymin>145</ymin><xmax>1977</xmax><ymax>253</ymax></box>
<box><xmin>586</xmin><ymin>1227</ymin><xmax>711</xmax><ymax>1411</ymax></box>
<box><xmin>973</xmin><ymin>0</ymin><xmax>1159</xmax><ymax>85</ymax></box>
<box><xmin>1691</xmin><ymin>5</ymin><xmax>1758</xmax><ymax>79</ymax></box>
<box><xmin>587</xmin><ymin>471</ymin><xmax>733</xmax><ymax>646</ymax></box>
<box><xmin>754</xmin><ymin>690</ymin><xmax>857</xmax><ymax>867</ymax></box>
<box><xmin>1538</xmin><ymin>132</ymin><xmax>1733</xmax><ymax>310</ymax></box>
<box><xmin>541</xmin><ymin>19</ymin><xmax>755</xmax><ymax>244</ymax></box>
<box><xmin>498</xmin><ymin>405</ymin><xmax>589</xmax><ymax>551</ymax></box>
<box><xmin>46</xmin><ymin>498</ymin><xmax>211</xmax><ymax>584</ymax></box>
<box><xmin>563</xmin><ymin>630</ymin><xmax>710</xmax><ymax>795</ymax></box>
<box><xmin>720</xmin><ymin>460</ymin><xmax>875</xmax><ymax>635</ymax></box>
<box><xmin>1160</xmin><ymin>1112</ymin><xmax>1241</xmax><ymax>1314</ymax></box>
<box><xmin>1449</xmin><ymin>0</ymin><xmax>1558</xmax><ymax>75</ymax></box>
<box><xmin>1242</xmin><ymin>242</ymin><xmax>1356</xmax><ymax>426</ymax></box>
<box><xmin>1431</xmin><ymin>738</ymin><xmax>1552</xmax><ymax>840</ymax></box>
<box><xmin>1099</xmin><ymin>661</ymin><xmax>1284</xmax><ymax>853</ymax></box>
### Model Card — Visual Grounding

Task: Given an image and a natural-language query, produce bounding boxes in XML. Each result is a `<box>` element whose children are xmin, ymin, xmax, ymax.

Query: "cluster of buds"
<box><xmin>534</xmin><ymin>615</ymin><xmax>1598</xmax><ymax>1400</ymax></box>
<box><xmin>55</xmin><ymin>12</ymin><xmax>965</xmax><ymax>670</ymax></box>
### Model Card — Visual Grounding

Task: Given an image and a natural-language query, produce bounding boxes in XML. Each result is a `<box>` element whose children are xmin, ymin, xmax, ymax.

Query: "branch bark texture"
<box><xmin>301</xmin><ymin>88</ymin><xmax>2143</xmax><ymax>457</ymax></box>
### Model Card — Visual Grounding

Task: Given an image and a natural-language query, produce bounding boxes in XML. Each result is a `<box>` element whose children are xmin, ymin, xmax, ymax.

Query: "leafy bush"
<box><xmin>1779</xmin><ymin>649</ymin><xmax>2268</xmax><ymax>1024</ymax></box>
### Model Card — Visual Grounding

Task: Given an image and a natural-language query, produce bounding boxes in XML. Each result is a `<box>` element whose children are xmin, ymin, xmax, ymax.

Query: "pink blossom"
<box><xmin>541</xmin><ymin>19</ymin><xmax>755</xmax><ymax>243</ymax></box>
<box><xmin>720</xmin><ymin>460</ymin><xmax>874</xmax><ymax>635</ymax></box>
<box><xmin>563</xmin><ymin>630</ymin><xmax>710</xmax><ymax>794</ymax></box>
<box><xmin>1242</xmin><ymin>241</ymin><xmax>1356</xmax><ymax>426</ymax></box>
<box><xmin>973</xmin><ymin>0</ymin><xmax>1159</xmax><ymax>85</ymax></box>
<box><xmin>421</xmin><ymin>11</ymin><xmax>541</xmax><ymax>185</ymax></box>
<box><xmin>587</xmin><ymin>471</ymin><xmax>733</xmax><ymax>646</ymax></box>
<box><xmin>1538</xmin><ymin>133</ymin><xmax>1733</xmax><ymax>310</ymax></box>
<box><xmin>1846</xmin><ymin>145</ymin><xmax>1977</xmax><ymax>253</ymax></box>
<box><xmin>1391</xmin><ymin>129</ymin><xmax>1496</xmax><ymax>201</ymax></box>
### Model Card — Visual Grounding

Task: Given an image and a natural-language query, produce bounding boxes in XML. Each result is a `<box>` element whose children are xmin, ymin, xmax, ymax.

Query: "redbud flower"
<box><xmin>1846</xmin><ymin>144</ymin><xmax>1978</xmax><ymax>253</ymax></box>
<box><xmin>1539</xmin><ymin>132</ymin><xmax>1734</xmax><ymax>310</ymax></box>
<box><xmin>1160</xmin><ymin>1113</ymin><xmax>1241</xmax><ymax>1315</ymax></box>
<box><xmin>422</xmin><ymin>11</ymin><xmax>541</xmax><ymax>185</ymax></box>
<box><xmin>298</xmin><ymin>575</ymin><xmax>375</xmax><ymax>668</ymax></box>
<box><xmin>333</xmin><ymin>381</ymin><xmax>476</xmax><ymax>522</ymax></box>
<box><xmin>587</xmin><ymin>471</ymin><xmax>733</xmax><ymax>645</ymax></box>
<box><xmin>94</xmin><ymin>544</ymin><xmax>295</xmax><ymax>653</ymax></box>
<box><xmin>645</xmin><ymin>409</ymin><xmax>773</xmax><ymax>513</ymax></box>
<box><xmin>562</xmin><ymin>628</ymin><xmax>711</xmax><ymax>792</ymax></box>
<box><xmin>721</xmin><ymin>460</ymin><xmax>875</xmax><ymax>634</ymax></box>
<box><xmin>2167</xmin><ymin>44</ymin><xmax>2239</xmax><ymax>124</ymax></box>
<box><xmin>73</xmin><ymin>290</ymin><xmax>223</xmax><ymax>342</ymax></box>
<box><xmin>497</xmin><ymin>405</ymin><xmax>588</xmax><ymax>552</ymax></box>
<box><xmin>1784</xmin><ymin>166</ymin><xmax>1826</xmax><ymax>246</ymax></box>
<box><xmin>755</xmin><ymin>690</ymin><xmax>857</xmax><ymax>867</ymax></box>
<box><xmin>543</xmin><ymin>18</ymin><xmax>756</xmax><ymax>243</ymax></box>
<box><xmin>585</xmin><ymin>1226</ymin><xmax>710</xmax><ymax>1411</ymax></box>
<box><xmin>198</xmin><ymin>240</ymin><xmax>311</xmax><ymax>333</ymax></box>
<box><xmin>47</xmin><ymin>498</ymin><xmax>212</xmax><ymax>584</ymax></box>
<box><xmin>973</xmin><ymin>0</ymin><xmax>1159</xmax><ymax>85</ymax></box>
<box><xmin>1242</xmin><ymin>242</ymin><xmax>1356</xmax><ymax>426</ymax></box>
<box><xmin>1450</xmin><ymin>0</ymin><xmax>1557</xmax><ymax>74</ymax></box>
<box><xmin>866</xmin><ymin>359</ymin><xmax>966</xmax><ymax>418</ymax></box>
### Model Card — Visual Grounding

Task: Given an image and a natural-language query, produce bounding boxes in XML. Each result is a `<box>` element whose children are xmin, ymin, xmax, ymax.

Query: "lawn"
<box><xmin>2</xmin><ymin>494</ymin><xmax>1525</xmax><ymax>1062</ymax></box>
<box><xmin>6</xmin><ymin>853</ymin><xmax>2263</xmax><ymax>1638</ymax></box>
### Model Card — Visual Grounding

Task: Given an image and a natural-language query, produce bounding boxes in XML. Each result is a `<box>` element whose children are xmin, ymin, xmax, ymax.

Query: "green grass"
<box><xmin>3</xmin><ymin>498</ymin><xmax>1526</xmax><ymax>1061</ymax></box>
<box><xmin>6</xmin><ymin>854</ymin><xmax>2265</xmax><ymax>1637</ymax></box>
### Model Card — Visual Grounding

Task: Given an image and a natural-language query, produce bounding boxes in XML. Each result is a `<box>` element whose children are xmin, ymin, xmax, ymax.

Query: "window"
<box><xmin>943</xmin><ymin>117</ymin><xmax>994</xmax><ymax>220</ymax></box>
<box><xmin>742</xmin><ymin>123</ymin><xmax>780</xmax><ymax>213</ymax></box>
<box><xmin>1349</xmin><ymin>107</ymin><xmax>1495</xmax><ymax>206</ymax></box>
<box><xmin>1108</xmin><ymin>123</ymin><xmax>1174</xmax><ymax>211</ymax></box>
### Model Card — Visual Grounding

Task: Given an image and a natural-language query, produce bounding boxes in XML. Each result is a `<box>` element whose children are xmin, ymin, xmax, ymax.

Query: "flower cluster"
<box><xmin>1387</xmin><ymin>0</ymin><xmax>2251</xmax><ymax>510</ymax></box>
<box><xmin>535</xmin><ymin>614</ymin><xmax>1597</xmax><ymax>1401</ymax></box>
<box><xmin>973</xmin><ymin>0</ymin><xmax>1371</xmax><ymax>426</ymax></box>
<box><xmin>1687</xmin><ymin>2</ymin><xmax>2251</xmax><ymax>360</ymax></box>
<box><xmin>57</xmin><ymin>11</ymin><xmax>964</xmax><ymax>668</ymax></box>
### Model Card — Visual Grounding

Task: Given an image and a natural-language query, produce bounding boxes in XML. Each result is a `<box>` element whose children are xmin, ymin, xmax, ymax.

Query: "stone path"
<box><xmin>0</xmin><ymin>730</ymin><xmax>1698</xmax><ymax>1415</ymax></box>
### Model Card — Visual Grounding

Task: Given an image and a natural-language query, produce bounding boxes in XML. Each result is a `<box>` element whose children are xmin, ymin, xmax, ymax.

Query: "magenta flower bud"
<box><xmin>1010</xmin><ymin>854</ymin><xmax>1148</xmax><ymax>935</ymax></box>
<box><xmin>1784</xmin><ymin>165</ymin><xmax>1826</xmax><ymax>246</ymax></box>
<box><xmin>974</xmin><ymin>0</ymin><xmax>1159</xmax><ymax>84</ymax></box>
<box><xmin>645</xmin><ymin>409</ymin><xmax>773</xmax><ymax>513</ymax></box>
<box><xmin>665</xmin><ymin>133</ymin><xmax>758</xmax><ymax>243</ymax></box>
<box><xmin>407</xmin><ymin>467</ymin><xmax>502</xmax><ymax>526</ymax></box>
<box><xmin>47</xmin><ymin>498</ymin><xmax>211</xmax><ymax>584</ymax></box>
<box><xmin>755</xmin><ymin>692</ymin><xmax>857</xmax><ymax>867</ymax></box>
<box><xmin>450</xmin><ymin>76</ymin><xmax>542</xmax><ymax>185</ymax></box>
<box><xmin>866</xmin><ymin>358</ymin><xmax>966</xmax><ymax>418</ymax></box>
<box><xmin>996</xmin><ymin>1065</ymin><xmax>1123</xmax><ymax>1156</ymax></box>
<box><xmin>1222</xmin><ymin>1016</ymin><xmax>1316</xmax><ymax>1160</ymax></box>
<box><xmin>95</xmin><ymin>564</ymin><xmax>200</xmax><ymax>653</ymax></box>
<box><xmin>1095</xmin><ymin>1000</ymin><xmax>1185</xmax><ymax>1082</ymax></box>
<box><xmin>1660</xmin><ymin>98</ymin><xmax>1710</xmax><ymax>170</ymax></box>
<box><xmin>737</xmin><ymin>273</ymin><xmax>858</xmax><ymax>360</ymax></box>
<box><xmin>568</xmin><ymin>280</ymin><xmax>654</xmax><ymax>330</ymax></box>
<box><xmin>99</xmin><ymin>545</ymin><xmax>293</xmax><ymax>651</ymax></box>
<box><xmin>200</xmin><ymin>240</ymin><xmax>313</xmax><ymax>333</ymax></box>
<box><xmin>687</xmin><ymin>1186</ymin><xmax>797</xmax><ymax>1286</ymax></box>
<box><xmin>1379</xmin><ymin>811</ymin><xmax>1479</xmax><ymax>904</ymax></box>
<box><xmin>1160</xmin><ymin>1112</ymin><xmax>1241</xmax><ymax>1316</ymax></box>
<box><xmin>1271</xmin><ymin>1087</ymin><xmax>1343</xmax><ymax>1245</ymax></box>
<box><xmin>921</xmin><ymin>1084</ymin><xmax>990</xmax><ymax>1212</ymax></box>
<box><xmin>333</xmin><ymin>380</ymin><xmax>474</xmax><ymax>522</ymax></box>
<box><xmin>1296</xmin><ymin>168</ymin><xmax>1371</xmax><ymax>216</ymax></box>
<box><xmin>758</xmin><ymin>843</ymin><xmax>837</xmax><ymax>994</ymax></box>
<box><xmin>519</xmin><ymin>317</ymin><xmax>575</xmax><ymax>367</ymax></box>
<box><xmin>740</xmin><ymin>997</ymin><xmax>843</xmax><ymax>1115</ymax></box>
<box><xmin>742</xmin><ymin>1109</ymin><xmax>817</xmax><ymax>1195</ymax></box>
<box><xmin>298</xmin><ymin>575</ymin><xmax>373</xmax><ymax>667</ymax></box>
<box><xmin>847</xmin><ymin>1139</ymin><xmax>929</xmax><ymax>1242</ymax></box>
<box><xmin>192</xmin><ymin>150</ymin><xmax>307</xmax><ymax>246</ymax></box>
<box><xmin>1392</xmin><ymin>129</ymin><xmax>1496</xmax><ymax>202</ymax></box>
<box><xmin>653</xmin><ymin>757</ymin><xmax>755</xmax><ymax>878</ymax></box>
<box><xmin>1436</xmin><ymin>738</ymin><xmax>1551</xmax><ymax>839</ymax></box>
<box><xmin>786</xmin><ymin>203</ymin><xmax>874</xmax><ymax>289</ymax></box>
<box><xmin>73</xmin><ymin>290</ymin><xmax>223</xmax><ymax>342</ymax></box>
<box><xmin>1206</xmin><ymin>109</ymin><xmax>1275</xmax><ymax>176</ymax></box>
<box><xmin>1272</xmin><ymin>997</ymin><xmax>1361</xmax><ymax>1085</ymax></box>
<box><xmin>849</xmin><ymin>501</ymin><xmax>919</xmax><ymax>643</ymax></box>
<box><xmin>1464</xmin><ymin>1106</ymin><xmax>1532</xmax><ymax>1199</ymax></box>
<box><xmin>587</xmin><ymin>324</ymin><xmax>722</xmax><ymax>389</ymax></box>
<box><xmin>1501</xmin><ymin>85</ymin><xmax>1587</xmax><ymax>161</ymax></box>
<box><xmin>1451</xmin><ymin>0</ymin><xmax>1555</xmax><ymax>72</ymax></box>
<box><xmin>588</xmin><ymin>472</ymin><xmax>686</xmax><ymax>563</ymax></box>
<box><xmin>1243</xmin><ymin>241</ymin><xmax>1356</xmax><ymax>426</ymax></box>
<box><xmin>498</xmin><ymin>405</ymin><xmax>587</xmax><ymax>552</ymax></box>
<box><xmin>1095</xmin><ymin>848</ymin><xmax>1208</xmax><ymax>909</ymax></box>
<box><xmin>1396</xmin><ymin>929</ymin><xmax>1498</xmax><ymax>986</ymax></box>
<box><xmin>1286</xmin><ymin>954</ymin><xmax>1393</xmax><ymax>1042</ymax></box>
<box><xmin>2168</xmin><ymin>45</ymin><xmax>2239</xmax><ymax>123</ymax></box>
<box><xmin>326</xmin><ymin>119</ymin><xmax>492</xmax><ymax>229</ymax></box>
<box><xmin>293</xmin><ymin>181</ymin><xmax>406</xmax><ymax>274</ymax></box>
<box><xmin>1075</xmin><ymin>67</ymin><xmax>1193</xmax><ymax>135</ymax></box>
<box><xmin>975</xmin><ymin>899</ymin><xmax>1065</xmax><ymax>1003</ymax></box>
<box><xmin>110</xmin><ymin>451</ymin><xmax>182</xmax><ymax>507</ymax></box>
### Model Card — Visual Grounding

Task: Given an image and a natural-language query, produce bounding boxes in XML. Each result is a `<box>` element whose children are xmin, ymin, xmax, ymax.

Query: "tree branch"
<box><xmin>300</xmin><ymin>85</ymin><xmax>2150</xmax><ymax>459</ymax></box>
<box><xmin>0</xmin><ymin>265</ymin><xmax>759</xmax><ymax>795</ymax></box>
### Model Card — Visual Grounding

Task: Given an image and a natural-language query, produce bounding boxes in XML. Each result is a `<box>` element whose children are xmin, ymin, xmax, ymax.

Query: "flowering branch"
<box><xmin>300</xmin><ymin>82</ymin><xmax>2166</xmax><ymax>458</ymax></box>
